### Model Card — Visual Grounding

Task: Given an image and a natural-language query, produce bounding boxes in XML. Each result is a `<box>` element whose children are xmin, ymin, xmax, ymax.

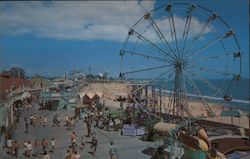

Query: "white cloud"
<box><xmin>0</xmin><ymin>1</ymin><xmax>155</xmax><ymax>42</ymax></box>
<box><xmin>0</xmin><ymin>1</ymin><xmax>212</xmax><ymax>42</ymax></box>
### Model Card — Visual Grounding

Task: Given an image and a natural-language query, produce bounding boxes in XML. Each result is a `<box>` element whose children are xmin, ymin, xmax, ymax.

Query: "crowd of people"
<box><xmin>4</xmin><ymin>101</ymin><xmax>120</xmax><ymax>159</ymax></box>
<box><xmin>5</xmin><ymin>137</ymin><xmax>55</xmax><ymax>158</ymax></box>
<box><xmin>62</xmin><ymin>111</ymin><xmax>118</xmax><ymax>159</ymax></box>
<box><xmin>29</xmin><ymin>115</ymin><xmax>48</xmax><ymax>127</ymax></box>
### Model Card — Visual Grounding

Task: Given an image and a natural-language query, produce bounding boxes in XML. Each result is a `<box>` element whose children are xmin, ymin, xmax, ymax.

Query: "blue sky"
<box><xmin>0</xmin><ymin>0</ymin><xmax>249</xmax><ymax>79</ymax></box>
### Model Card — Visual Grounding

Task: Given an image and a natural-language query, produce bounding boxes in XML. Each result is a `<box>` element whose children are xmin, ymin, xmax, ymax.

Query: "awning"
<box><xmin>153</xmin><ymin>121</ymin><xmax>176</xmax><ymax>133</ymax></box>
<box><xmin>21</xmin><ymin>92</ymin><xmax>31</xmax><ymax>99</ymax></box>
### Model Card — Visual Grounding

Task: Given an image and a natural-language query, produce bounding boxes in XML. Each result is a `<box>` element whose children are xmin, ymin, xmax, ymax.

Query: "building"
<box><xmin>39</xmin><ymin>91</ymin><xmax>76</xmax><ymax>111</ymax></box>
<box><xmin>0</xmin><ymin>73</ymin><xmax>31</xmax><ymax>101</ymax></box>
<box><xmin>3</xmin><ymin>67</ymin><xmax>25</xmax><ymax>79</ymax></box>
<box><xmin>0</xmin><ymin>73</ymin><xmax>42</xmax><ymax>138</ymax></box>
<box><xmin>30</xmin><ymin>75</ymin><xmax>50</xmax><ymax>88</ymax></box>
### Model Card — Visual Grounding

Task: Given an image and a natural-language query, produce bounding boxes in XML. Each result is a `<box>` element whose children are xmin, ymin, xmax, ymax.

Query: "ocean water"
<box><xmin>152</xmin><ymin>78</ymin><xmax>250</xmax><ymax>111</ymax></box>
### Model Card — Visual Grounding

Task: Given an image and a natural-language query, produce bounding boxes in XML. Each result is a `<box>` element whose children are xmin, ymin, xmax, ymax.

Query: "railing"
<box><xmin>10</xmin><ymin>86</ymin><xmax>42</xmax><ymax>94</ymax></box>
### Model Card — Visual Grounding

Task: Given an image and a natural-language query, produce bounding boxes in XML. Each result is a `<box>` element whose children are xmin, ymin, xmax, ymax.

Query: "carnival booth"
<box><xmin>79</xmin><ymin>90</ymin><xmax>103</xmax><ymax>108</ymax></box>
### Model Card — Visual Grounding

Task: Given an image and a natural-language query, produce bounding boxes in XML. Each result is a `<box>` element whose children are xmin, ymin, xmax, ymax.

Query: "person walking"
<box><xmin>70</xmin><ymin>132</ymin><xmax>77</xmax><ymax>151</ymax></box>
<box><xmin>89</xmin><ymin>136</ymin><xmax>98</xmax><ymax>157</ymax></box>
<box><xmin>25</xmin><ymin>122</ymin><xmax>29</xmax><ymax>134</ymax></box>
<box><xmin>42</xmin><ymin>151</ymin><xmax>50</xmax><ymax>159</ymax></box>
<box><xmin>64</xmin><ymin>149</ymin><xmax>72</xmax><ymax>159</ymax></box>
<box><xmin>7</xmin><ymin>137</ymin><xmax>12</xmax><ymax>154</ymax></box>
<box><xmin>23</xmin><ymin>140</ymin><xmax>28</xmax><ymax>156</ymax></box>
<box><xmin>86</xmin><ymin>122</ymin><xmax>91</xmax><ymax>137</ymax></box>
<box><xmin>41</xmin><ymin>138</ymin><xmax>48</xmax><ymax>153</ymax></box>
<box><xmin>109</xmin><ymin>142</ymin><xmax>117</xmax><ymax>159</ymax></box>
<box><xmin>43</xmin><ymin>116</ymin><xmax>47</xmax><ymax>127</ymax></box>
<box><xmin>13</xmin><ymin>140</ymin><xmax>19</xmax><ymax>157</ymax></box>
<box><xmin>73</xmin><ymin>150</ymin><xmax>80</xmax><ymax>159</ymax></box>
<box><xmin>34</xmin><ymin>139</ymin><xmax>40</xmax><ymax>157</ymax></box>
<box><xmin>80</xmin><ymin>136</ymin><xmax>85</xmax><ymax>151</ymax></box>
<box><xmin>26</xmin><ymin>141</ymin><xmax>32</xmax><ymax>158</ymax></box>
<box><xmin>65</xmin><ymin>115</ymin><xmax>69</xmax><ymax>126</ymax></box>
<box><xmin>50</xmin><ymin>138</ymin><xmax>55</xmax><ymax>153</ymax></box>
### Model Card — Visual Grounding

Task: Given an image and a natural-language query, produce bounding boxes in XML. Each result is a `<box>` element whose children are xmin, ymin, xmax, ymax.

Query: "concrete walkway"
<box><xmin>2</xmin><ymin>102</ymin><xmax>152</xmax><ymax>159</ymax></box>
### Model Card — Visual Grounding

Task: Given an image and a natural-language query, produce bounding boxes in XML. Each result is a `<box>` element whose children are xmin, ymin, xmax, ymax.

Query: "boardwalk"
<box><xmin>2</xmin><ymin>102</ymin><xmax>151</xmax><ymax>159</ymax></box>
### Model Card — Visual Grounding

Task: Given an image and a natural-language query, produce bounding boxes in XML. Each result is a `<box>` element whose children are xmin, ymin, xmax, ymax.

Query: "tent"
<box><xmin>79</xmin><ymin>90</ymin><xmax>103</xmax><ymax>100</ymax></box>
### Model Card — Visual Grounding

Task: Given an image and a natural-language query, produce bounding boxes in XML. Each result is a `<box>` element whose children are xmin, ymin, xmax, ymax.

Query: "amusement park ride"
<box><xmin>119</xmin><ymin>2</ymin><xmax>245</xmax><ymax>158</ymax></box>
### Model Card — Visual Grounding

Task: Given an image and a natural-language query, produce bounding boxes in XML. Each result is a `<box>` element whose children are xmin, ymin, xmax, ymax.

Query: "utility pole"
<box><xmin>0</xmin><ymin>108</ymin><xmax>3</xmax><ymax>159</ymax></box>
<box><xmin>88</xmin><ymin>66</ymin><xmax>91</xmax><ymax>75</ymax></box>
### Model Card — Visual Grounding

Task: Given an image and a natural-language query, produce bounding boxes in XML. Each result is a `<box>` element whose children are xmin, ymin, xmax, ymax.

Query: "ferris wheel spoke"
<box><xmin>130</xmin><ymin>29</ymin><xmax>175</xmax><ymax>61</ymax></box>
<box><xmin>186</xmin><ymin>71</ymin><xmax>225</xmax><ymax>97</ymax></box>
<box><xmin>131</xmin><ymin>22</ymin><xmax>157</xmax><ymax>52</ymax></box>
<box><xmin>183</xmin><ymin>12</ymin><xmax>218</xmax><ymax>56</ymax></box>
<box><xmin>186</xmin><ymin>62</ymin><xmax>240</xmax><ymax>81</ymax></box>
<box><xmin>132</xmin><ymin>15</ymin><xmax>145</xmax><ymax>28</ymax></box>
<box><xmin>122</xmin><ymin>50</ymin><xmax>168</xmax><ymax>63</ymax></box>
<box><xmin>191</xmin><ymin>50</ymin><xmax>241</xmax><ymax>64</ymax></box>
<box><xmin>144</xmin><ymin>12</ymin><xmax>178</xmax><ymax>60</ymax></box>
<box><xmin>193</xmin><ymin>13</ymin><xmax>217</xmax><ymax>41</ymax></box>
<box><xmin>123</xmin><ymin>64</ymin><xmax>172</xmax><ymax>75</ymax></box>
<box><xmin>192</xmin><ymin>54</ymin><xmax>225</xmax><ymax>63</ymax></box>
<box><xmin>186</xmin><ymin>30</ymin><xmax>234</xmax><ymax>60</ymax></box>
<box><xmin>130</xmin><ymin>70</ymin><xmax>172</xmax><ymax>95</ymax></box>
<box><xmin>167</xmin><ymin>10</ymin><xmax>174</xmax><ymax>43</ymax></box>
<box><xmin>180</xmin><ymin>4</ymin><xmax>196</xmax><ymax>59</ymax></box>
<box><xmin>190</xmin><ymin>66</ymin><xmax>231</xmax><ymax>77</ymax></box>
<box><xmin>166</xmin><ymin>4</ymin><xmax>180</xmax><ymax>58</ymax></box>
<box><xmin>185</xmin><ymin>75</ymin><xmax>213</xmax><ymax>115</ymax></box>
<box><xmin>199</xmin><ymin>79</ymin><xmax>224</xmax><ymax>97</ymax></box>
<box><xmin>122</xmin><ymin>34</ymin><xmax>130</xmax><ymax>50</ymax></box>
<box><xmin>166</xmin><ymin>82</ymin><xmax>175</xmax><ymax>114</ymax></box>
<box><xmin>225</xmin><ymin>35</ymin><xmax>243</xmax><ymax>74</ymax></box>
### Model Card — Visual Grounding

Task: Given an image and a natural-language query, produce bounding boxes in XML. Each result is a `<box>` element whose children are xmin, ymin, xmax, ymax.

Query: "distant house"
<box><xmin>86</xmin><ymin>74</ymin><xmax>95</xmax><ymax>79</ymax></box>
<box><xmin>0</xmin><ymin>73</ymin><xmax>32</xmax><ymax>136</ymax></box>
<box><xmin>39</xmin><ymin>91</ymin><xmax>76</xmax><ymax>111</ymax></box>
<box><xmin>0</xmin><ymin>73</ymin><xmax>31</xmax><ymax>101</ymax></box>
<box><xmin>30</xmin><ymin>75</ymin><xmax>50</xmax><ymax>88</ymax></box>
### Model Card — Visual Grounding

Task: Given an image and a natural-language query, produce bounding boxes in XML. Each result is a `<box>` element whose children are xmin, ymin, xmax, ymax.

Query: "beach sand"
<box><xmin>83</xmin><ymin>81</ymin><xmax>249</xmax><ymax>129</ymax></box>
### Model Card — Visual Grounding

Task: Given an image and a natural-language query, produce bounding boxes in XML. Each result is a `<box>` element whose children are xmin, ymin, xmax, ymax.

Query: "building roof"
<box><xmin>0</xmin><ymin>74</ymin><xmax>31</xmax><ymax>100</ymax></box>
<box><xmin>79</xmin><ymin>90</ymin><xmax>103</xmax><ymax>99</ymax></box>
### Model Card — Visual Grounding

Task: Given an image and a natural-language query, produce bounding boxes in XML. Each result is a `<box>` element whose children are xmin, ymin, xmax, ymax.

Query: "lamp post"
<box><xmin>0</xmin><ymin>133</ymin><xmax>2</xmax><ymax>159</ymax></box>
<box><xmin>0</xmin><ymin>106</ymin><xmax>3</xmax><ymax>159</ymax></box>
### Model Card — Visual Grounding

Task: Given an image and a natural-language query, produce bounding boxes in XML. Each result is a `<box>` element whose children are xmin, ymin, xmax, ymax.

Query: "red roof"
<box><xmin>0</xmin><ymin>74</ymin><xmax>31</xmax><ymax>100</ymax></box>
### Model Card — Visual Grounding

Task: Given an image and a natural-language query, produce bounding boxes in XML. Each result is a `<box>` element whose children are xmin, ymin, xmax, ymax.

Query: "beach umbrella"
<box><xmin>198</xmin><ymin>138</ymin><xmax>209</xmax><ymax>152</ymax></box>
<box><xmin>153</xmin><ymin>121</ymin><xmax>176</xmax><ymax>133</ymax></box>
<box><xmin>197</xmin><ymin>128</ymin><xmax>208</xmax><ymax>141</ymax></box>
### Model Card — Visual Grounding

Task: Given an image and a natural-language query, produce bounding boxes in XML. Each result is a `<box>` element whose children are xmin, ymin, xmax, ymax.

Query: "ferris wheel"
<box><xmin>119</xmin><ymin>2</ymin><xmax>242</xmax><ymax>119</ymax></box>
